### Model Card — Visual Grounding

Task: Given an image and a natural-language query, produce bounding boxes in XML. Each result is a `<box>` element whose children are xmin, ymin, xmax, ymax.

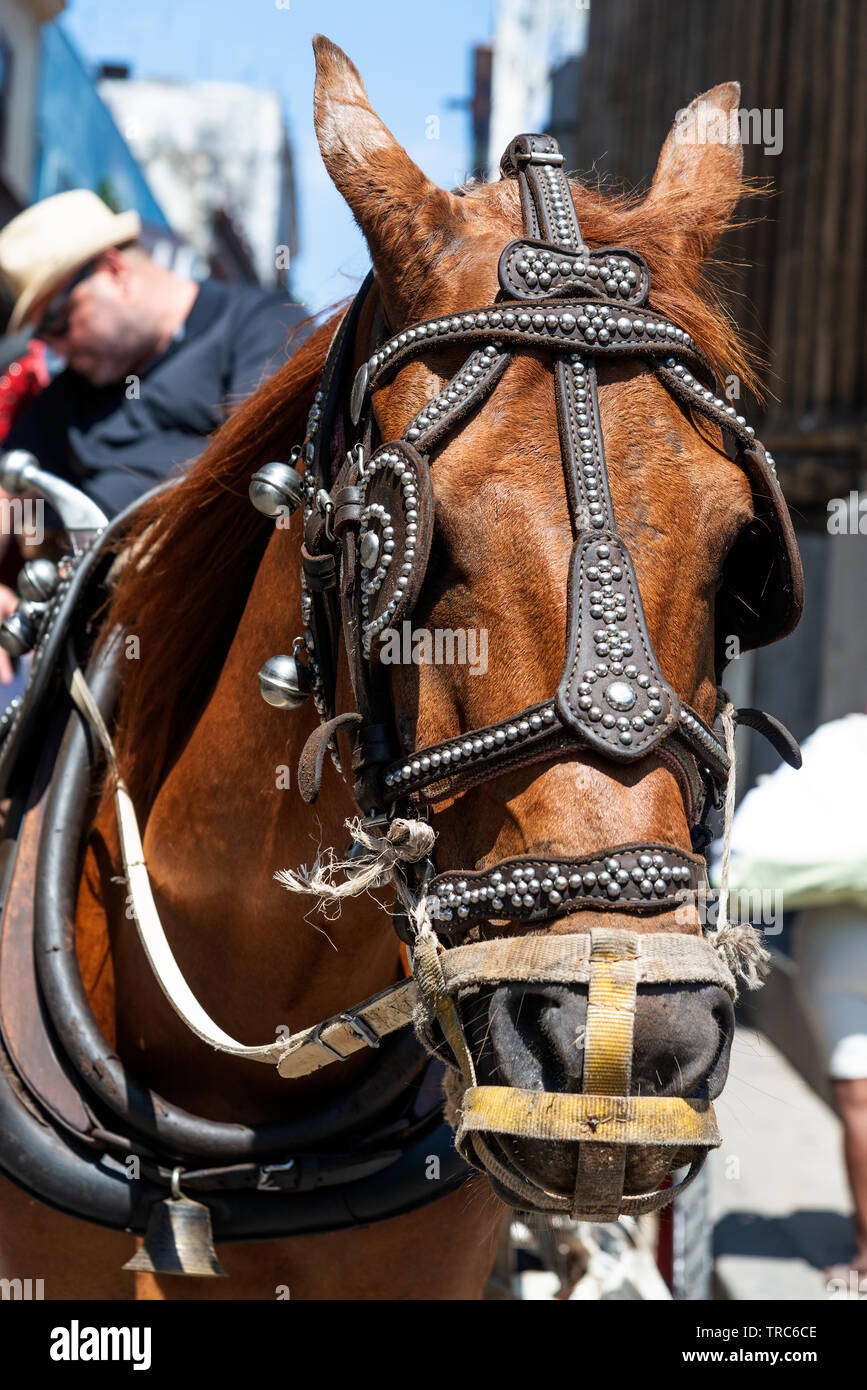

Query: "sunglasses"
<box><xmin>33</xmin><ymin>261</ymin><xmax>96</xmax><ymax>340</ymax></box>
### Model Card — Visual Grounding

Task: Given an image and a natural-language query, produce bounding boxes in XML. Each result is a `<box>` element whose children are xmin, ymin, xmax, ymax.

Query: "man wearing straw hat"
<box><xmin>0</xmin><ymin>189</ymin><xmax>308</xmax><ymax>516</ymax></box>
<box><xmin>0</xmin><ymin>189</ymin><xmax>308</xmax><ymax>681</ymax></box>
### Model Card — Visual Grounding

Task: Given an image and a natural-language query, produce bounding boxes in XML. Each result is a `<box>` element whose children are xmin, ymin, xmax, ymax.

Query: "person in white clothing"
<box><xmin>723</xmin><ymin>713</ymin><xmax>867</xmax><ymax>1277</ymax></box>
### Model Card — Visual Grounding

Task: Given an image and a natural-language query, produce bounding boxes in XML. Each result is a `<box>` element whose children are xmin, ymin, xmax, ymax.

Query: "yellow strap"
<box><xmin>582</xmin><ymin>928</ymin><xmax>637</xmax><ymax>1096</ymax></box>
<box><xmin>411</xmin><ymin>929</ymin><xmax>477</xmax><ymax>1086</ymax></box>
<box><xmin>458</xmin><ymin>1086</ymin><xmax>720</xmax><ymax>1148</ymax></box>
<box><xmin>573</xmin><ymin>929</ymin><xmax>638</xmax><ymax>1218</ymax></box>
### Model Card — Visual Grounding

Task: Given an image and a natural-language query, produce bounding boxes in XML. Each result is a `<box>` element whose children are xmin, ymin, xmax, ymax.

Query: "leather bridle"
<box><xmin>251</xmin><ymin>132</ymin><xmax>805</xmax><ymax>1219</ymax></box>
<box><xmin>293</xmin><ymin>132</ymin><xmax>801</xmax><ymax>836</ymax></box>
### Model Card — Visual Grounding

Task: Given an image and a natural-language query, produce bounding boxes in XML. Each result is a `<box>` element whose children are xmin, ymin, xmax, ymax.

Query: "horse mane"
<box><xmin>105</xmin><ymin>310</ymin><xmax>339</xmax><ymax>810</ymax></box>
<box><xmin>105</xmin><ymin>173</ymin><xmax>760</xmax><ymax>813</ymax></box>
<box><xmin>477</xmin><ymin>172</ymin><xmax>765</xmax><ymax>397</ymax></box>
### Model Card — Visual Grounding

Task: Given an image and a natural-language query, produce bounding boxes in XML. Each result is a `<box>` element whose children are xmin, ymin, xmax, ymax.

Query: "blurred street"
<box><xmin>711</xmin><ymin>1029</ymin><xmax>853</xmax><ymax>1300</ymax></box>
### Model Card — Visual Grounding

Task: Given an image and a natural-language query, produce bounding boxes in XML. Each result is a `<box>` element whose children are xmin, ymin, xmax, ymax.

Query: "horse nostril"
<box><xmin>631</xmin><ymin>984</ymin><xmax>734</xmax><ymax>1099</ymax></box>
<box><xmin>480</xmin><ymin>982</ymin><xmax>734</xmax><ymax>1100</ymax></box>
<box><xmin>486</xmin><ymin>984</ymin><xmax>587</xmax><ymax>1092</ymax></box>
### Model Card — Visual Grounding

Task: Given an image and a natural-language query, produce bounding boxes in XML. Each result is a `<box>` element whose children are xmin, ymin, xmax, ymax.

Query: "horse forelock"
<box><xmin>456</xmin><ymin>171</ymin><xmax>764</xmax><ymax>398</ymax></box>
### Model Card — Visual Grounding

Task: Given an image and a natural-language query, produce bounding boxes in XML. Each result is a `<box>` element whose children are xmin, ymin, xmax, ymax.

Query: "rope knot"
<box><xmin>275</xmin><ymin>816</ymin><xmax>436</xmax><ymax>908</ymax></box>
<box><xmin>711</xmin><ymin>921</ymin><xmax>771</xmax><ymax>993</ymax></box>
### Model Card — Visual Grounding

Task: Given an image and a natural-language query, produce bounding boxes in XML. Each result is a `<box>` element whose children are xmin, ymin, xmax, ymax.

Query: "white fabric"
<box><xmin>712</xmin><ymin>714</ymin><xmax>867</xmax><ymax>910</ymax></box>
<box><xmin>794</xmin><ymin>906</ymin><xmax>867</xmax><ymax>1080</ymax></box>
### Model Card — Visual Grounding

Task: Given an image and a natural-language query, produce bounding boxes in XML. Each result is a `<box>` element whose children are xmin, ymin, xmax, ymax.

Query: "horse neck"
<box><xmin>105</xmin><ymin>517</ymin><xmax>402</xmax><ymax>1115</ymax></box>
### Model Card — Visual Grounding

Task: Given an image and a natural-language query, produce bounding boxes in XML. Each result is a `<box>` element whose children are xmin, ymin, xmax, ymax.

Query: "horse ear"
<box><xmin>312</xmin><ymin>35</ymin><xmax>460</xmax><ymax>314</ymax></box>
<box><xmin>645</xmin><ymin>82</ymin><xmax>744</xmax><ymax>261</ymax></box>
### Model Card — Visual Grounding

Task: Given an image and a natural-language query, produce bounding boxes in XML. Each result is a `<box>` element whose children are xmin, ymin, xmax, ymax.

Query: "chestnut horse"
<box><xmin>0</xmin><ymin>38</ymin><xmax>773</xmax><ymax>1298</ymax></box>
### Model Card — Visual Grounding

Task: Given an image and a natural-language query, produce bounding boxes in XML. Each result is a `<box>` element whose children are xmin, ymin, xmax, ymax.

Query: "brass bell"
<box><xmin>0</xmin><ymin>602</ymin><xmax>40</xmax><ymax>657</ymax></box>
<box><xmin>18</xmin><ymin>557</ymin><xmax>59</xmax><ymax>603</ymax></box>
<box><xmin>123</xmin><ymin>1170</ymin><xmax>227</xmax><ymax>1278</ymax></box>
<box><xmin>249</xmin><ymin>460</ymin><xmax>305</xmax><ymax>518</ymax></box>
<box><xmin>258</xmin><ymin>653</ymin><xmax>312</xmax><ymax>709</ymax></box>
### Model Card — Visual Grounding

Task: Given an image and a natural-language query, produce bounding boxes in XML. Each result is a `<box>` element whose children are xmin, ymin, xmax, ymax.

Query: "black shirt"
<box><xmin>5</xmin><ymin>278</ymin><xmax>308</xmax><ymax>516</ymax></box>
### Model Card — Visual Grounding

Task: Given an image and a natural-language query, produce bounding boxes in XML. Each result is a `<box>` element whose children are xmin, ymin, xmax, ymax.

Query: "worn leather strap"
<box><xmin>297</xmin><ymin>711</ymin><xmax>363</xmax><ymax>804</ymax></box>
<box><xmin>735</xmin><ymin>707</ymin><xmax>802</xmax><ymax>768</ymax></box>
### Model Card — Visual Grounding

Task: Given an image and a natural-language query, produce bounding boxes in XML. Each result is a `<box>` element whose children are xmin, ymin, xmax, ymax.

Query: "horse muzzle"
<box><xmin>411</xmin><ymin>923</ymin><xmax>736</xmax><ymax>1220</ymax></box>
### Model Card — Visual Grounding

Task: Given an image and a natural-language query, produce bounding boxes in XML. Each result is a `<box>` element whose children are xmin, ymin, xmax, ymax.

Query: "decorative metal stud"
<box><xmin>360</xmin><ymin>530</ymin><xmax>380</xmax><ymax>569</ymax></box>
<box><xmin>0</xmin><ymin>604</ymin><xmax>40</xmax><ymax>657</ymax></box>
<box><xmin>17</xmin><ymin>557</ymin><xmax>59</xmax><ymax>603</ymax></box>
<box><xmin>605</xmin><ymin>680</ymin><xmax>636</xmax><ymax>711</ymax></box>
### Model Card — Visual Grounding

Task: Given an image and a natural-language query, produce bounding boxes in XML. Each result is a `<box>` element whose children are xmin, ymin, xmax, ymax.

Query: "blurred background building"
<box><xmin>0</xmin><ymin>0</ymin><xmax>64</xmax><ymax>224</ymax></box>
<box><xmin>486</xmin><ymin>0</ymin><xmax>587</xmax><ymax>180</ymax></box>
<box><xmin>0</xmin><ymin>4</ymin><xmax>300</xmax><ymax>300</ymax></box>
<box><xmin>476</xmin><ymin>0</ymin><xmax>866</xmax><ymax>778</ymax></box>
<box><xmin>34</xmin><ymin>25</ymin><xmax>168</xmax><ymax>233</ymax></box>
<box><xmin>98</xmin><ymin>72</ymin><xmax>298</xmax><ymax>288</ymax></box>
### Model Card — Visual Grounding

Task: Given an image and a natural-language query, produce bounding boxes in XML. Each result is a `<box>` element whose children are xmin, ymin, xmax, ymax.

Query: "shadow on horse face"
<box><xmin>459</xmin><ymin>965</ymin><xmax>734</xmax><ymax>1201</ymax></box>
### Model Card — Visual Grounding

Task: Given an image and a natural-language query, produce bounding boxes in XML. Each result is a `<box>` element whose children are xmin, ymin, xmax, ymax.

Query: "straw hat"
<box><xmin>0</xmin><ymin>190</ymin><xmax>141</xmax><ymax>332</ymax></box>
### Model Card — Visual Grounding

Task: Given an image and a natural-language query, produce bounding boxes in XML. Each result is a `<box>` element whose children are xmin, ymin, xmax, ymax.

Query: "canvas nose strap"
<box><xmin>411</xmin><ymin>927</ymin><xmax>477</xmax><ymax>1088</ymax></box>
<box><xmin>572</xmin><ymin>929</ymin><xmax>637</xmax><ymax>1220</ymax></box>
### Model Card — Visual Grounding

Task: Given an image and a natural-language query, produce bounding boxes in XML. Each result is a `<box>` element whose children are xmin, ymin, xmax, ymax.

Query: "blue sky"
<box><xmin>63</xmin><ymin>0</ymin><xmax>497</xmax><ymax>311</ymax></box>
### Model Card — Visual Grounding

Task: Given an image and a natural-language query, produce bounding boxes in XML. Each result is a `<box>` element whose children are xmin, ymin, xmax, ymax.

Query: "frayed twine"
<box><xmin>706</xmin><ymin>700</ymin><xmax>771</xmax><ymax>994</ymax></box>
<box><xmin>275</xmin><ymin>816</ymin><xmax>436</xmax><ymax>907</ymax></box>
<box><xmin>711</xmin><ymin>921</ymin><xmax>771</xmax><ymax>993</ymax></box>
<box><xmin>716</xmin><ymin>701</ymin><xmax>737</xmax><ymax>935</ymax></box>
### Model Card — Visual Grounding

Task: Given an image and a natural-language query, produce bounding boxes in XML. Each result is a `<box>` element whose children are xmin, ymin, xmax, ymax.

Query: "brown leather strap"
<box><xmin>404</xmin><ymin>347</ymin><xmax>510</xmax><ymax>452</ymax></box>
<box><xmin>499</xmin><ymin>132</ymin><xmax>586</xmax><ymax>250</ymax></box>
<box><xmin>297</xmin><ymin>711</ymin><xmax>363</xmax><ymax>804</ymax></box>
<box><xmin>735</xmin><ymin>707</ymin><xmax>802</xmax><ymax>768</ymax></box>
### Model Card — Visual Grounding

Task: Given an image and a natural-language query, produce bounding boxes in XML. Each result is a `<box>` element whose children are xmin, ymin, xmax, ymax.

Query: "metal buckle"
<box><xmin>348</xmin><ymin>442</ymin><xmax>366</xmax><ymax>480</ymax></box>
<box><xmin>315</xmin><ymin>488</ymin><xmax>335</xmax><ymax>543</ymax></box>
<box><xmin>517</xmin><ymin>149</ymin><xmax>565</xmax><ymax>166</ymax></box>
<box><xmin>257</xmin><ymin>1159</ymin><xmax>297</xmax><ymax>1191</ymax></box>
<box><xmin>312</xmin><ymin>1011</ymin><xmax>381</xmax><ymax>1062</ymax></box>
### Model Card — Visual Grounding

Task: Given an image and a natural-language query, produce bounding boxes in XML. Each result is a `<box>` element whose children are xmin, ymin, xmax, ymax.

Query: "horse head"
<box><xmin>303</xmin><ymin>37</ymin><xmax>803</xmax><ymax>1219</ymax></box>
